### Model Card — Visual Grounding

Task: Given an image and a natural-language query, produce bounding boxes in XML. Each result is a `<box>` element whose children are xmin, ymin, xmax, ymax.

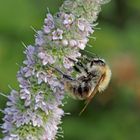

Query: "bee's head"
<box><xmin>90</xmin><ymin>58</ymin><xmax>106</xmax><ymax>67</ymax></box>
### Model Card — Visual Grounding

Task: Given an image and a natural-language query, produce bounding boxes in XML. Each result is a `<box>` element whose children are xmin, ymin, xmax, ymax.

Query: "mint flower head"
<box><xmin>1</xmin><ymin>0</ymin><xmax>110</xmax><ymax>139</ymax></box>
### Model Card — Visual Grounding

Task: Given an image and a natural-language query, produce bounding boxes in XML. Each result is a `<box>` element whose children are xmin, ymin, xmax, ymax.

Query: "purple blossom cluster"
<box><xmin>1</xmin><ymin>0</ymin><xmax>109</xmax><ymax>139</ymax></box>
<box><xmin>44</xmin><ymin>14</ymin><xmax>55</xmax><ymax>34</ymax></box>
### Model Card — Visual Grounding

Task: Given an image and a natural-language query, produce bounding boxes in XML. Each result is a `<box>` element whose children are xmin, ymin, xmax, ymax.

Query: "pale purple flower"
<box><xmin>7</xmin><ymin>90</ymin><xmax>19</xmax><ymax>106</ymax></box>
<box><xmin>2</xmin><ymin>107</ymin><xmax>21</xmax><ymax>129</ymax></box>
<box><xmin>3</xmin><ymin>134</ymin><xmax>19</xmax><ymax>140</ymax></box>
<box><xmin>24</xmin><ymin>45</ymin><xmax>35</xmax><ymax>59</ymax></box>
<box><xmin>69</xmin><ymin>39</ymin><xmax>77</xmax><ymax>47</ymax></box>
<box><xmin>35</xmin><ymin>31</ymin><xmax>45</xmax><ymax>46</ymax></box>
<box><xmin>20</xmin><ymin>88</ymin><xmax>31</xmax><ymax>106</ymax></box>
<box><xmin>77</xmin><ymin>18</ymin><xmax>94</xmax><ymax>36</ymax></box>
<box><xmin>77</xmin><ymin>38</ymin><xmax>88</xmax><ymax>50</ymax></box>
<box><xmin>17</xmin><ymin>75</ymin><xmax>30</xmax><ymax>88</ymax></box>
<box><xmin>42</xmin><ymin>107</ymin><xmax>64</xmax><ymax>140</ymax></box>
<box><xmin>35</xmin><ymin>92</ymin><xmax>44</xmax><ymax>103</ymax></box>
<box><xmin>68</xmin><ymin>50</ymin><xmax>81</xmax><ymax>61</ymax></box>
<box><xmin>48</xmin><ymin>77</ymin><xmax>64</xmax><ymax>94</ymax></box>
<box><xmin>44</xmin><ymin>13</ymin><xmax>55</xmax><ymax>34</ymax></box>
<box><xmin>34</xmin><ymin>92</ymin><xmax>48</xmax><ymax>113</ymax></box>
<box><xmin>38</xmin><ymin>52</ymin><xmax>55</xmax><ymax>65</ymax></box>
<box><xmin>24</xmin><ymin>45</ymin><xmax>35</xmax><ymax>66</ymax></box>
<box><xmin>36</xmin><ymin>71</ymin><xmax>48</xmax><ymax>84</ymax></box>
<box><xmin>3</xmin><ymin>107</ymin><xmax>44</xmax><ymax>128</ymax></box>
<box><xmin>22</xmin><ymin>66</ymin><xmax>35</xmax><ymax>77</ymax></box>
<box><xmin>32</xmin><ymin>114</ymin><xmax>43</xmax><ymax>127</ymax></box>
<box><xmin>78</xmin><ymin>19</ymin><xmax>85</xmax><ymax>31</ymax></box>
<box><xmin>48</xmin><ymin>77</ymin><xmax>60</xmax><ymax>87</ymax></box>
<box><xmin>4</xmin><ymin>107</ymin><xmax>18</xmax><ymax>116</ymax></box>
<box><xmin>24</xmin><ymin>68</ymin><xmax>33</xmax><ymax>77</ymax></box>
<box><xmin>20</xmin><ymin>88</ymin><xmax>30</xmax><ymax>99</ymax></box>
<box><xmin>63</xmin><ymin>57</ymin><xmax>74</xmax><ymax>69</ymax></box>
<box><xmin>1</xmin><ymin>121</ymin><xmax>13</xmax><ymax>134</ymax></box>
<box><xmin>63</xmin><ymin>13</ymin><xmax>75</xmax><ymax>28</ymax></box>
<box><xmin>13</xmin><ymin>111</ymin><xmax>31</xmax><ymax>127</ymax></box>
<box><xmin>52</xmin><ymin>29</ymin><xmax>63</xmax><ymax>40</ymax></box>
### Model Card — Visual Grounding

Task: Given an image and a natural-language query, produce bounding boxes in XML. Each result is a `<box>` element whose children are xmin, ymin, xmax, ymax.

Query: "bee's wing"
<box><xmin>79</xmin><ymin>74</ymin><xmax>105</xmax><ymax>115</ymax></box>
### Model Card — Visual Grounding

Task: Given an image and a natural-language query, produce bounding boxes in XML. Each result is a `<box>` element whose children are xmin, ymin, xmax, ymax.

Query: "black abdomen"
<box><xmin>73</xmin><ymin>82</ymin><xmax>91</xmax><ymax>100</ymax></box>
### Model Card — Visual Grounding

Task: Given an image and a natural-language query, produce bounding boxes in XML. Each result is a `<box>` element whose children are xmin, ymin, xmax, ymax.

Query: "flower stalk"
<box><xmin>1</xmin><ymin>0</ymin><xmax>110</xmax><ymax>139</ymax></box>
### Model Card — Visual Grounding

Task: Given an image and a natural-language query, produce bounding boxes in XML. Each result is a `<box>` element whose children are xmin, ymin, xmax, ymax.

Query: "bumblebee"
<box><xmin>50</xmin><ymin>55</ymin><xmax>111</xmax><ymax>114</ymax></box>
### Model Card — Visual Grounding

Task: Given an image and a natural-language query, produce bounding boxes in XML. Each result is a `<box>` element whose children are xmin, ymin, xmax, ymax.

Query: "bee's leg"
<box><xmin>63</xmin><ymin>74</ymin><xmax>76</xmax><ymax>81</ymax></box>
<box><xmin>73</xmin><ymin>65</ymin><xmax>82</xmax><ymax>73</ymax></box>
<box><xmin>76</xmin><ymin>61</ymin><xmax>89</xmax><ymax>73</ymax></box>
<box><xmin>76</xmin><ymin>54</ymin><xmax>91</xmax><ymax>62</ymax></box>
<box><xmin>48</xmin><ymin>64</ymin><xmax>76</xmax><ymax>81</ymax></box>
<box><xmin>67</xmin><ymin>57</ymin><xmax>89</xmax><ymax>73</ymax></box>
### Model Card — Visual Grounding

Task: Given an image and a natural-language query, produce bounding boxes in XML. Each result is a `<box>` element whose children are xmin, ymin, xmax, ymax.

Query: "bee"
<box><xmin>50</xmin><ymin>55</ymin><xmax>111</xmax><ymax>115</ymax></box>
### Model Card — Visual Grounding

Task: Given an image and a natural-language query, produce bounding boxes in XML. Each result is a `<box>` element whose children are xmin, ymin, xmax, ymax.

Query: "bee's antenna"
<box><xmin>66</xmin><ymin>57</ymin><xmax>89</xmax><ymax>73</ymax></box>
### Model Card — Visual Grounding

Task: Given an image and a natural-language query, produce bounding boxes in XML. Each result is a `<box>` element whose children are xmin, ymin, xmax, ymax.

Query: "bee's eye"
<box><xmin>90</xmin><ymin>59</ymin><xmax>105</xmax><ymax>66</ymax></box>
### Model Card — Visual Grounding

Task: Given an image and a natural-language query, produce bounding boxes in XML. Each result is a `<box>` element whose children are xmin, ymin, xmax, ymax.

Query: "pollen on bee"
<box><xmin>98</xmin><ymin>65</ymin><xmax>112</xmax><ymax>92</ymax></box>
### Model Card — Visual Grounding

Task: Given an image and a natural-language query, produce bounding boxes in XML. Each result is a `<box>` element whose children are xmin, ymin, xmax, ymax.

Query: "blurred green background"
<box><xmin>0</xmin><ymin>0</ymin><xmax>140</xmax><ymax>139</ymax></box>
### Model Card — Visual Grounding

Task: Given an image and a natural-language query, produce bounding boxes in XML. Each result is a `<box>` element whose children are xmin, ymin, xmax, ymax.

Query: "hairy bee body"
<box><xmin>65</xmin><ymin>57</ymin><xmax>111</xmax><ymax>100</ymax></box>
<box><xmin>50</xmin><ymin>55</ymin><xmax>111</xmax><ymax>114</ymax></box>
